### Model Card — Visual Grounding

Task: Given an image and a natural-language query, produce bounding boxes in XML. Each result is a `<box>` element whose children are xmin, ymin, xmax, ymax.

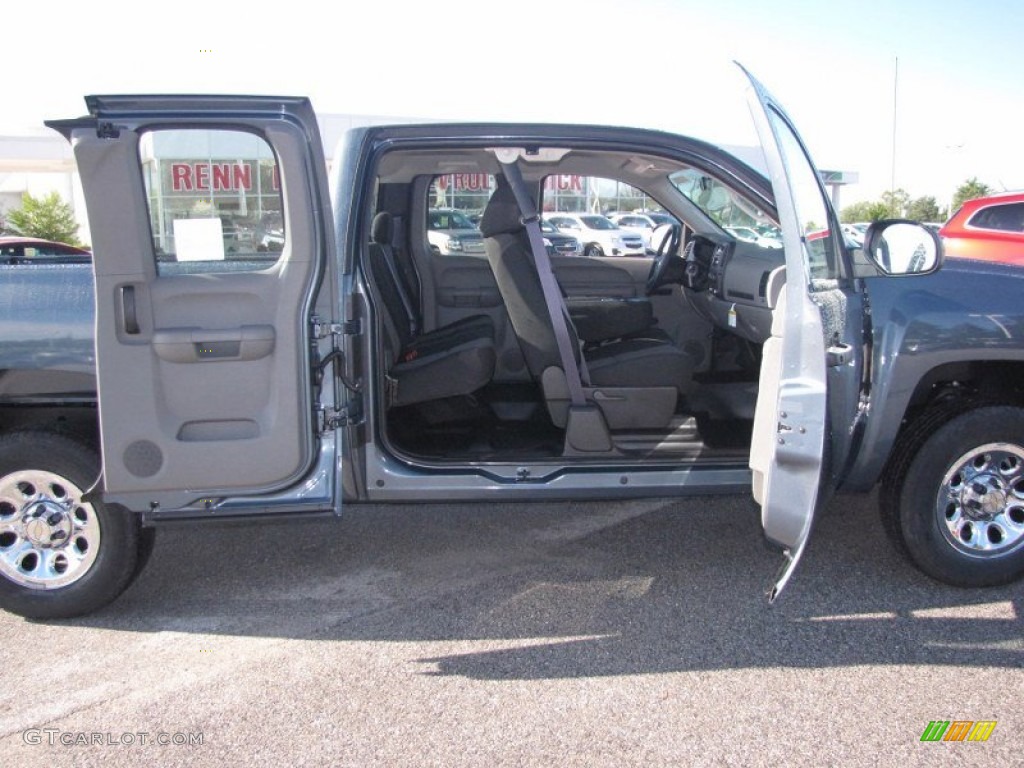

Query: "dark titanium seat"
<box><xmin>366</xmin><ymin>212</ymin><xmax>496</xmax><ymax>407</ymax></box>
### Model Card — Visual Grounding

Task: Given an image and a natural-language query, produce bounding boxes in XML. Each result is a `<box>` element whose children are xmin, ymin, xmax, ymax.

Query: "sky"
<box><xmin>6</xmin><ymin>0</ymin><xmax>1022</xmax><ymax>207</ymax></box>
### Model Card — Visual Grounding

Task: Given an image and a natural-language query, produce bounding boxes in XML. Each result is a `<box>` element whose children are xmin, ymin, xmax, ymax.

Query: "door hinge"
<box><xmin>319</xmin><ymin>393</ymin><xmax>363</xmax><ymax>431</ymax></box>
<box><xmin>312</xmin><ymin>316</ymin><xmax>361</xmax><ymax>339</ymax></box>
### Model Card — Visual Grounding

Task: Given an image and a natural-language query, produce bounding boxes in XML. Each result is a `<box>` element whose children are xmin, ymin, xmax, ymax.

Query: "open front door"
<box><xmin>49</xmin><ymin>97</ymin><xmax>334</xmax><ymax>512</ymax></box>
<box><xmin>742</xmin><ymin>68</ymin><xmax>864</xmax><ymax>600</ymax></box>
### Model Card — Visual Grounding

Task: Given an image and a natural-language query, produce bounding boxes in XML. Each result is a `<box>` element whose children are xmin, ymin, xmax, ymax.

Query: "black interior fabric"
<box><xmin>368</xmin><ymin>220</ymin><xmax>415</xmax><ymax>349</ymax></box>
<box><xmin>479</xmin><ymin>176</ymin><xmax>527</xmax><ymax>237</ymax></box>
<box><xmin>377</xmin><ymin>184</ymin><xmax>422</xmax><ymax>313</ymax></box>
<box><xmin>365</xmin><ymin>210</ymin><xmax>496</xmax><ymax>407</ymax></box>
<box><xmin>371</xmin><ymin>209</ymin><xmax>393</xmax><ymax>245</ymax></box>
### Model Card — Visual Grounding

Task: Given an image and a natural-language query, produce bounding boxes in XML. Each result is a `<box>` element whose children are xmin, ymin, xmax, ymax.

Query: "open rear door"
<box><xmin>48</xmin><ymin>97</ymin><xmax>334</xmax><ymax>512</ymax></box>
<box><xmin>742</xmin><ymin>68</ymin><xmax>864</xmax><ymax>600</ymax></box>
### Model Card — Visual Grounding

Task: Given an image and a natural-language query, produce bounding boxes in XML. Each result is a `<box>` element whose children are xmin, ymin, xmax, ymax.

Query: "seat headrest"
<box><xmin>371</xmin><ymin>211</ymin><xmax>392</xmax><ymax>245</ymax></box>
<box><xmin>479</xmin><ymin>175</ymin><xmax>529</xmax><ymax>238</ymax></box>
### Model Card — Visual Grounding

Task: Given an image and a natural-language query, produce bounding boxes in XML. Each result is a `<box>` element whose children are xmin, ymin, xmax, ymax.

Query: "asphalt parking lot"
<box><xmin>1</xmin><ymin>491</ymin><xmax>1020</xmax><ymax>767</ymax></box>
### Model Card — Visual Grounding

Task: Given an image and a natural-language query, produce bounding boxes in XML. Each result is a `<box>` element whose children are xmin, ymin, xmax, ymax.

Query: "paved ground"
<box><xmin>0</xmin><ymin>491</ymin><xmax>1020</xmax><ymax>766</ymax></box>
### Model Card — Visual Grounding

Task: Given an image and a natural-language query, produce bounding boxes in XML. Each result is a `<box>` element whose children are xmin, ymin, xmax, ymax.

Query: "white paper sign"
<box><xmin>173</xmin><ymin>218</ymin><xmax>225</xmax><ymax>262</ymax></box>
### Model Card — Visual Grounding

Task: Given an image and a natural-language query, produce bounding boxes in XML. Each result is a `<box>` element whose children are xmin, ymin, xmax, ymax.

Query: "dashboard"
<box><xmin>683</xmin><ymin>234</ymin><xmax>786</xmax><ymax>344</ymax></box>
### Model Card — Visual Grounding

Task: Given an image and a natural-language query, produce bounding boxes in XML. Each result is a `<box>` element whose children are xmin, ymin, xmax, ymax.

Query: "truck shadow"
<box><xmin>70</xmin><ymin>493</ymin><xmax>1023</xmax><ymax>680</ymax></box>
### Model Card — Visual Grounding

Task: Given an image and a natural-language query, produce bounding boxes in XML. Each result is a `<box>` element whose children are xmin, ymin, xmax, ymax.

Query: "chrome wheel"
<box><xmin>0</xmin><ymin>468</ymin><xmax>100</xmax><ymax>589</ymax></box>
<box><xmin>937</xmin><ymin>442</ymin><xmax>1024</xmax><ymax>558</ymax></box>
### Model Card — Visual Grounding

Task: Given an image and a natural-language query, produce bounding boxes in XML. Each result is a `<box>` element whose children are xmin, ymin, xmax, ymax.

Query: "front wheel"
<box><xmin>0</xmin><ymin>432</ymin><xmax>142</xmax><ymax>619</ymax></box>
<box><xmin>883</xmin><ymin>406</ymin><xmax>1024</xmax><ymax>587</ymax></box>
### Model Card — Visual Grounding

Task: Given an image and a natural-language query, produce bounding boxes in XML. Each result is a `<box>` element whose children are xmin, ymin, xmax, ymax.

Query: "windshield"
<box><xmin>540</xmin><ymin>219</ymin><xmax>558</xmax><ymax>234</ymax></box>
<box><xmin>670</xmin><ymin>167</ymin><xmax>776</xmax><ymax>233</ymax></box>
<box><xmin>580</xmin><ymin>215</ymin><xmax>617</xmax><ymax>230</ymax></box>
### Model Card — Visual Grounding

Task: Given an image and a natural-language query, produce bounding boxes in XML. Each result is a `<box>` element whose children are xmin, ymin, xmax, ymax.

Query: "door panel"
<box><xmin>53</xmin><ymin>98</ymin><xmax>333</xmax><ymax>511</ymax></box>
<box><xmin>741</xmin><ymin>67</ymin><xmax>862</xmax><ymax>599</ymax></box>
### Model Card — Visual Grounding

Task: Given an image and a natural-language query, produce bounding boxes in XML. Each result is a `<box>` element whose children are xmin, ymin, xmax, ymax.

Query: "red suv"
<box><xmin>940</xmin><ymin>191</ymin><xmax>1024</xmax><ymax>265</ymax></box>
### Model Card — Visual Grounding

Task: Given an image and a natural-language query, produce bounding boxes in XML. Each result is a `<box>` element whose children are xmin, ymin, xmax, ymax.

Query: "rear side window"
<box><xmin>424</xmin><ymin>175</ymin><xmax>491</xmax><ymax>257</ymax></box>
<box><xmin>968</xmin><ymin>202</ymin><xmax>1024</xmax><ymax>233</ymax></box>
<box><xmin>139</xmin><ymin>129</ymin><xmax>285</xmax><ymax>274</ymax></box>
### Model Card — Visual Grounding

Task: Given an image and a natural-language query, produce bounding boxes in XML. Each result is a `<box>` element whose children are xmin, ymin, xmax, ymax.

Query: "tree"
<box><xmin>840</xmin><ymin>200</ymin><xmax>889</xmax><ymax>223</ymax></box>
<box><xmin>5</xmin><ymin>192</ymin><xmax>81</xmax><ymax>245</ymax></box>
<box><xmin>951</xmin><ymin>177</ymin><xmax>992</xmax><ymax>212</ymax></box>
<box><xmin>905</xmin><ymin>196</ymin><xmax>942</xmax><ymax>223</ymax></box>
<box><xmin>880</xmin><ymin>188</ymin><xmax>910</xmax><ymax>218</ymax></box>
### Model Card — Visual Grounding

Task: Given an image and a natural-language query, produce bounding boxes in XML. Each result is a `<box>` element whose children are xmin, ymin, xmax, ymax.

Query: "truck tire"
<box><xmin>883</xmin><ymin>406</ymin><xmax>1024</xmax><ymax>587</ymax></box>
<box><xmin>0</xmin><ymin>432</ymin><xmax>142</xmax><ymax>619</ymax></box>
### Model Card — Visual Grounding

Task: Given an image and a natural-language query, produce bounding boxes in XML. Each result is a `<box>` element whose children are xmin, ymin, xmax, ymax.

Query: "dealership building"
<box><xmin>0</xmin><ymin>114</ymin><xmax>409</xmax><ymax>246</ymax></box>
<box><xmin>1</xmin><ymin>116</ymin><xmax>854</xmax><ymax>246</ymax></box>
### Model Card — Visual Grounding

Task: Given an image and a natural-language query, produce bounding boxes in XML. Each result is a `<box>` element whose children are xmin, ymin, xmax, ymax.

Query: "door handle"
<box><xmin>121</xmin><ymin>285</ymin><xmax>140</xmax><ymax>335</ymax></box>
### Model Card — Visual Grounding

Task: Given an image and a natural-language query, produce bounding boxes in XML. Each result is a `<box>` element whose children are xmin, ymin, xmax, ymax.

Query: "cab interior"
<box><xmin>356</xmin><ymin>145</ymin><xmax>785</xmax><ymax>466</ymax></box>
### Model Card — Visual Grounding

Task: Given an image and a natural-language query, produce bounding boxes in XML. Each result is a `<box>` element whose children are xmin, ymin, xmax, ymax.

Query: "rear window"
<box><xmin>580</xmin><ymin>215</ymin><xmax>616</xmax><ymax>230</ymax></box>
<box><xmin>968</xmin><ymin>202</ymin><xmax>1024</xmax><ymax>233</ymax></box>
<box><xmin>429</xmin><ymin>210</ymin><xmax>477</xmax><ymax>230</ymax></box>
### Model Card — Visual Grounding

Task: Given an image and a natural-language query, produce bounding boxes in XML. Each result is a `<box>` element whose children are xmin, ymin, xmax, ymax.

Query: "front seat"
<box><xmin>479</xmin><ymin>175</ymin><xmax>695</xmax><ymax>430</ymax></box>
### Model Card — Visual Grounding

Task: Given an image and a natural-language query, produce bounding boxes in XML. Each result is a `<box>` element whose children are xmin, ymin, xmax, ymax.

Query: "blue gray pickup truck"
<box><xmin>2</xmin><ymin>69</ymin><xmax>1023</xmax><ymax>619</ymax></box>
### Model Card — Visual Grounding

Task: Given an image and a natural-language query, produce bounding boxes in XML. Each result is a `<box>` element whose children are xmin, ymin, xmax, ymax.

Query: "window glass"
<box><xmin>0</xmin><ymin>241</ymin><xmax>90</xmax><ymax>263</ymax></box>
<box><xmin>764</xmin><ymin>107</ymin><xmax>841</xmax><ymax>280</ymax></box>
<box><xmin>426</xmin><ymin>175</ymin><xmax>491</xmax><ymax>256</ymax></box>
<box><xmin>670</xmin><ymin>167</ymin><xmax>777</xmax><ymax>235</ymax></box>
<box><xmin>968</xmin><ymin>202</ymin><xmax>1024</xmax><ymax>233</ymax></box>
<box><xmin>542</xmin><ymin>175</ymin><xmax>655</xmax><ymax>215</ymax></box>
<box><xmin>139</xmin><ymin>129</ymin><xmax>284</xmax><ymax>274</ymax></box>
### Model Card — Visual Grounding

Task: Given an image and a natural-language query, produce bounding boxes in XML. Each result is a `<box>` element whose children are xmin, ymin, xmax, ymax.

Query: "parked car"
<box><xmin>5</xmin><ymin>70</ymin><xmax>1024</xmax><ymax>620</ymax></box>
<box><xmin>543</xmin><ymin>212</ymin><xmax>645</xmax><ymax>256</ymax></box>
<box><xmin>607</xmin><ymin>212</ymin><xmax>660</xmax><ymax>250</ymax></box>
<box><xmin>608</xmin><ymin>211</ymin><xmax>684</xmax><ymax>253</ymax></box>
<box><xmin>540</xmin><ymin>218</ymin><xmax>582</xmax><ymax>256</ymax></box>
<box><xmin>940</xmin><ymin>191</ymin><xmax>1024</xmax><ymax>265</ymax></box>
<box><xmin>427</xmin><ymin>208</ymin><xmax>485</xmax><ymax>255</ymax></box>
<box><xmin>0</xmin><ymin>236</ymin><xmax>90</xmax><ymax>263</ymax></box>
<box><xmin>841</xmin><ymin>222</ymin><xmax>871</xmax><ymax>248</ymax></box>
<box><xmin>724</xmin><ymin>225</ymin><xmax>783</xmax><ymax>249</ymax></box>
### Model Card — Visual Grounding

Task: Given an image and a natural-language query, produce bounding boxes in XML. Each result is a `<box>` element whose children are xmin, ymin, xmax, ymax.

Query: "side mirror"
<box><xmin>863</xmin><ymin>219</ymin><xmax>943</xmax><ymax>276</ymax></box>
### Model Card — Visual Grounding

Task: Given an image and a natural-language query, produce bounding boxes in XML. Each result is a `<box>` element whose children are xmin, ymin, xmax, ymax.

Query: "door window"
<box><xmin>139</xmin><ymin>129</ymin><xmax>285</xmax><ymax>274</ymax></box>
<box><xmin>765</xmin><ymin>109</ymin><xmax>842</xmax><ymax>281</ymax></box>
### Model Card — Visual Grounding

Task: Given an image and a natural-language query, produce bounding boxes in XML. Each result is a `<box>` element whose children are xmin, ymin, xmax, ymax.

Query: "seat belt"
<box><xmin>498</xmin><ymin>159</ymin><xmax>588</xmax><ymax>408</ymax></box>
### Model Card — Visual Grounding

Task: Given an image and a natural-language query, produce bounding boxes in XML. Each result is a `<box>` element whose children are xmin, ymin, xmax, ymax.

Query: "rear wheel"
<box><xmin>883</xmin><ymin>406</ymin><xmax>1024</xmax><ymax>587</ymax></box>
<box><xmin>0</xmin><ymin>432</ymin><xmax>141</xmax><ymax>619</ymax></box>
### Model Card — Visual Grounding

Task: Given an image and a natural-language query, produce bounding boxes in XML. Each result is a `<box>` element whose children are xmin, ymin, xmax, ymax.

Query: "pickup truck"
<box><xmin>2</xmin><ymin>69</ymin><xmax>1023</xmax><ymax>619</ymax></box>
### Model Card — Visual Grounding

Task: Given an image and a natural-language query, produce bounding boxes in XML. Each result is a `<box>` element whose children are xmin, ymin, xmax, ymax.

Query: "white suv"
<box><xmin>543</xmin><ymin>213</ymin><xmax>645</xmax><ymax>257</ymax></box>
<box><xmin>427</xmin><ymin>209</ymin><xmax>485</xmax><ymax>255</ymax></box>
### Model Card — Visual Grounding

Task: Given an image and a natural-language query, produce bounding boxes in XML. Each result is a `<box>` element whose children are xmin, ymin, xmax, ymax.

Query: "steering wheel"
<box><xmin>645</xmin><ymin>224</ymin><xmax>683</xmax><ymax>295</ymax></box>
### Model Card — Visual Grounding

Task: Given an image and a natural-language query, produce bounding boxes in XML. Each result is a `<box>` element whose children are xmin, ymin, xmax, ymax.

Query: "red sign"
<box><xmin>544</xmin><ymin>175</ymin><xmax>584</xmax><ymax>192</ymax></box>
<box><xmin>434</xmin><ymin>174</ymin><xmax>585</xmax><ymax>193</ymax></box>
<box><xmin>170</xmin><ymin>162</ymin><xmax>254</xmax><ymax>193</ymax></box>
<box><xmin>435</xmin><ymin>174</ymin><xmax>493</xmax><ymax>192</ymax></box>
